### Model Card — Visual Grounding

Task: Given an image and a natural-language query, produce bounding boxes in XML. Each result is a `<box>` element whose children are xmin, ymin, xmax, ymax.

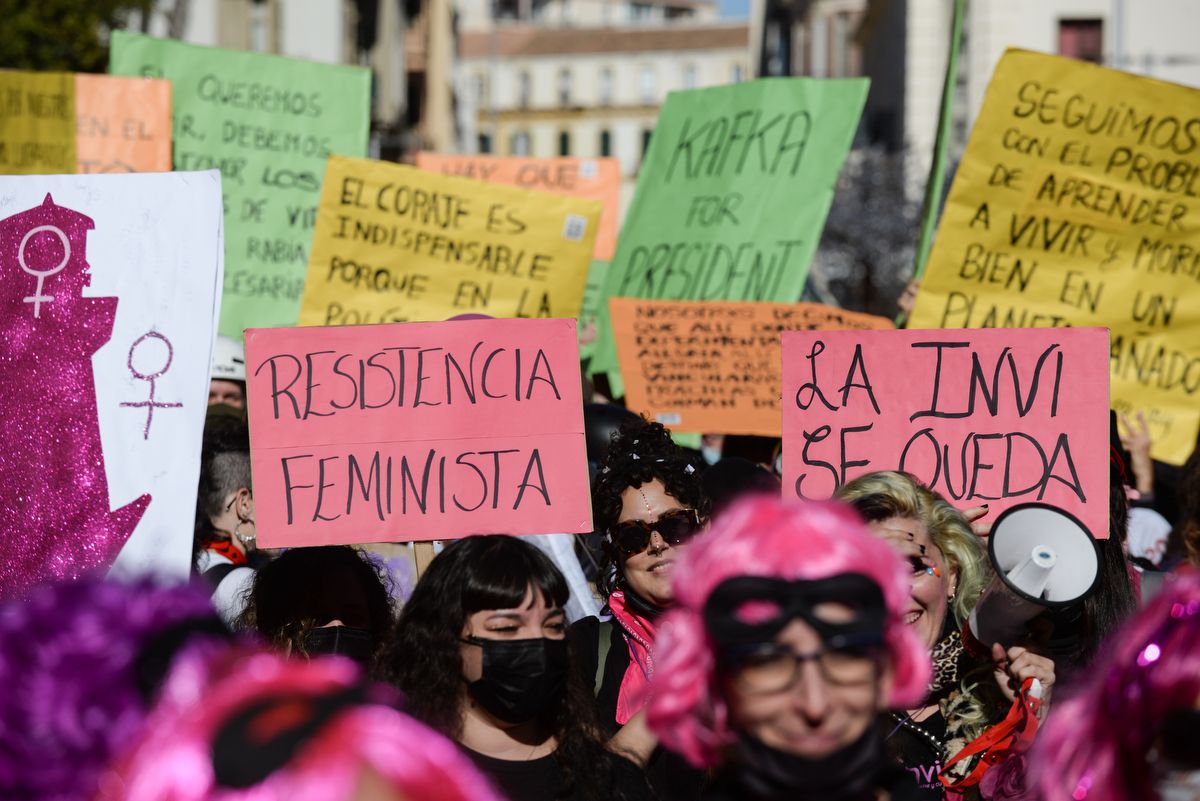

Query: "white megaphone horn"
<box><xmin>964</xmin><ymin>502</ymin><xmax>1100</xmax><ymax>657</ymax></box>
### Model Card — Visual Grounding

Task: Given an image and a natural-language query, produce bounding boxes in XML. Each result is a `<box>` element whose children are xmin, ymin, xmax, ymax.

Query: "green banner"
<box><xmin>110</xmin><ymin>32</ymin><xmax>370</xmax><ymax>337</ymax></box>
<box><xmin>589</xmin><ymin>77</ymin><xmax>868</xmax><ymax>378</ymax></box>
<box><xmin>578</xmin><ymin>259</ymin><xmax>610</xmax><ymax>360</ymax></box>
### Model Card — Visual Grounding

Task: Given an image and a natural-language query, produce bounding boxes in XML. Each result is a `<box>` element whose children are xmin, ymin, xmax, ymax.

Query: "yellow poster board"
<box><xmin>910</xmin><ymin>50</ymin><xmax>1200</xmax><ymax>464</ymax></box>
<box><xmin>0</xmin><ymin>71</ymin><xmax>75</xmax><ymax>174</ymax></box>
<box><xmin>298</xmin><ymin>155</ymin><xmax>602</xmax><ymax>325</ymax></box>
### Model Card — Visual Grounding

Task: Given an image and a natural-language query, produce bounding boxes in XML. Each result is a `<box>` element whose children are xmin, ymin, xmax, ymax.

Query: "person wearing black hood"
<box><xmin>571</xmin><ymin>417</ymin><xmax>710</xmax><ymax>800</ymax></box>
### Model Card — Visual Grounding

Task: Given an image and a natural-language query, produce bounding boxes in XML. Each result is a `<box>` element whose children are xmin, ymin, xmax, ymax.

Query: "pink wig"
<box><xmin>1028</xmin><ymin>574</ymin><xmax>1200</xmax><ymax>801</ymax></box>
<box><xmin>96</xmin><ymin>648</ymin><xmax>505</xmax><ymax>801</ymax></box>
<box><xmin>645</xmin><ymin>497</ymin><xmax>931</xmax><ymax>768</ymax></box>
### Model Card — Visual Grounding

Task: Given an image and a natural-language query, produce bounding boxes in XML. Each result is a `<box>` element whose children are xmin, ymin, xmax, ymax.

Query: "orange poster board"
<box><xmin>610</xmin><ymin>297</ymin><xmax>892</xmax><ymax>436</ymax></box>
<box><xmin>74</xmin><ymin>74</ymin><xmax>171</xmax><ymax>174</ymax></box>
<box><xmin>416</xmin><ymin>153</ymin><xmax>621</xmax><ymax>261</ymax></box>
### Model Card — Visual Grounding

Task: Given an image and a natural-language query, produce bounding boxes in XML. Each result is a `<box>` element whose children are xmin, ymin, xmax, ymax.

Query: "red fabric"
<box><xmin>208</xmin><ymin>539</ymin><xmax>247</xmax><ymax>566</ymax></box>
<box><xmin>940</xmin><ymin>678</ymin><xmax>1042</xmax><ymax>790</ymax></box>
<box><xmin>608</xmin><ymin>588</ymin><xmax>657</xmax><ymax>725</ymax></box>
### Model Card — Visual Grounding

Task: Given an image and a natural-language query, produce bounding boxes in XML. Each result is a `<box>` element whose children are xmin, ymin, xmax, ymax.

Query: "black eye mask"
<box><xmin>703</xmin><ymin>573</ymin><xmax>887</xmax><ymax>652</ymax></box>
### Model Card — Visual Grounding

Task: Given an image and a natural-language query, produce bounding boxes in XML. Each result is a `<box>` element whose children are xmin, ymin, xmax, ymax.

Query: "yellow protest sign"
<box><xmin>910</xmin><ymin>50</ymin><xmax>1200</xmax><ymax>464</ymax></box>
<box><xmin>298</xmin><ymin>155</ymin><xmax>602</xmax><ymax>325</ymax></box>
<box><xmin>0</xmin><ymin>71</ymin><xmax>75</xmax><ymax>174</ymax></box>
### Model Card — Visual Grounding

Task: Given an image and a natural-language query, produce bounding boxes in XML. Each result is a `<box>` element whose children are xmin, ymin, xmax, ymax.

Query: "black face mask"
<box><xmin>732</xmin><ymin>723</ymin><xmax>886</xmax><ymax>801</ymax></box>
<box><xmin>300</xmin><ymin>625</ymin><xmax>375</xmax><ymax>665</ymax></box>
<box><xmin>463</xmin><ymin>636</ymin><xmax>569</xmax><ymax>724</ymax></box>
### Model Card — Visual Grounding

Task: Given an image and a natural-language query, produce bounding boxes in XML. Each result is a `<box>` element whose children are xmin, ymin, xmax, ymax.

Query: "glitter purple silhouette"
<box><xmin>0</xmin><ymin>194</ymin><xmax>150</xmax><ymax>599</ymax></box>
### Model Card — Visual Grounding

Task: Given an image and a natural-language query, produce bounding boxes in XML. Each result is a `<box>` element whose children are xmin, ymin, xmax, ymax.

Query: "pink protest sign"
<box><xmin>245</xmin><ymin>317</ymin><xmax>591</xmax><ymax>547</ymax></box>
<box><xmin>782</xmin><ymin>328</ymin><xmax>1111</xmax><ymax>538</ymax></box>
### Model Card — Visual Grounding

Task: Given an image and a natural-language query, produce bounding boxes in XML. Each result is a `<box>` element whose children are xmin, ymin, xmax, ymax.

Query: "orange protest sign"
<box><xmin>74</xmin><ymin>74</ymin><xmax>171</xmax><ymax>174</ymax></box>
<box><xmin>610</xmin><ymin>297</ymin><xmax>892</xmax><ymax>436</ymax></box>
<box><xmin>416</xmin><ymin>153</ymin><xmax>621</xmax><ymax>261</ymax></box>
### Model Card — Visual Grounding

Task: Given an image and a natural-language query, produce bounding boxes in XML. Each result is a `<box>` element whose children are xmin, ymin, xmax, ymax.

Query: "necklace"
<box><xmin>888</xmin><ymin>711</ymin><xmax>946</xmax><ymax>760</ymax></box>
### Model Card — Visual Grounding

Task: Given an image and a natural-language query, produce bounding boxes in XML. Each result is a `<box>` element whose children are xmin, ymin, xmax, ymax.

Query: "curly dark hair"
<box><xmin>236</xmin><ymin>545</ymin><xmax>396</xmax><ymax>662</ymax></box>
<box><xmin>591</xmin><ymin>418</ymin><xmax>709</xmax><ymax>596</ymax></box>
<box><xmin>1169</xmin><ymin>445</ymin><xmax>1200</xmax><ymax>568</ymax></box>
<box><xmin>375</xmin><ymin>535</ymin><xmax>640</xmax><ymax>801</ymax></box>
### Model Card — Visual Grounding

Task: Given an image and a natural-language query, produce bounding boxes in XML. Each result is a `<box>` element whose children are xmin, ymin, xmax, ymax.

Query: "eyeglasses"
<box><xmin>722</xmin><ymin>641</ymin><xmax>881</xmax><ymax>695</ymax></box>
<box><xmin>608</xmin><ymin>508</ymin><xmax>703</xmax><ymax>557</ymax></box>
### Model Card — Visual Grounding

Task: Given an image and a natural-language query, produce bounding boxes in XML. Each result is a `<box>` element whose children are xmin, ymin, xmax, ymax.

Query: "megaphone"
<box><xmin>964</xmin><ymin>503</ymin><xmax>1099</xmax><ymax>656</ymax></box>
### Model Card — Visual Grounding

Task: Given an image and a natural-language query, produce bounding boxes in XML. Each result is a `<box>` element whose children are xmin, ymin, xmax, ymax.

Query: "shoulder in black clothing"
<box><xmin>464</xmin><ymin>747</ymin><xmax>656</xmax><ymax>801</ymax></box>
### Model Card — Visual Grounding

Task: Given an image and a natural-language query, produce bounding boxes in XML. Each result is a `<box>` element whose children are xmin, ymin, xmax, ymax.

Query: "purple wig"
<box><xmin>1028</xmin><ymin>574</ymin><xmax>1200</xmax><ymax>801</ymax></box>
<box><xmin>0</xmin><ymin>577</ymin><xmax>226</xmax><ymax>801</ymax></box>
<box><xmin>97</xmin><ymin>647</ymin><xmax>506</xmax><ymax>801</ymax></box>
<box><xmin>645</xmin><ymin>497</ymin><xmax>931</xmax><ymax>768</ymax></box>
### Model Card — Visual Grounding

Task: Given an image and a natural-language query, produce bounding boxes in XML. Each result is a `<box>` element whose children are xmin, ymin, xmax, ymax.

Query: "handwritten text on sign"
<box><xmin>74</xmin><ymin>74</ymin><xmax>171</xmax><ymax>174</ymax></box>
<box><xmin>611</xmin><ymin>298</ymin><xmax>892</xmax><ymax>436</ymax></box>
<box><xmin>416</xmin><ymin>153</ymin><xmax>622</xmax><ymax>261</ymax></box>
<box><xmin>0</xmin><ymin>71</ymin><xmax>75</xmax><ymax>174</ymax></box>
<box><xmin>244</xmin><ymin>318</ymin><xmax>591</xmax><ymax>547</ymax></box>
<box><xmin>589</xmin><ymin>78</ymin><xmax>868</xmax><ymax>376</ymax></box>
<box><xmin>909</xmin><ymin>50</ymin><xmax>1200</xmax><ymax>465</ymax></box>
<box><xmin>109</xmin><ymin>32</ymin><xmax>371</xmax><ymax>338</ymax></box>
<box><xmin>781</xmin><ymin>328</ymin><xmax>1111</xmax><ymax>537</ymax></box>
<box><xmin>297</xmin><ymin>156</ymin><xmax>601</xmax><ymax>327</ymax></box>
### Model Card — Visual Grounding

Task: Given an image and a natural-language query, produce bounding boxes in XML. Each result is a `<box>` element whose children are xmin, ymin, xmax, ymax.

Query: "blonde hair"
<box><xmin>836</xmin><ymin>471</ymin><xmax>990</xmax><ymax>624</ymax></box>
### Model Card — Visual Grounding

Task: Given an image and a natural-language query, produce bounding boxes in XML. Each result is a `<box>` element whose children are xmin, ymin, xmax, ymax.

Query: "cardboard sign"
<box><xmin>589</xmin><ymin>78</ymin><xmax>869</xmax><ymax>377</ymax></box>
<box><xmin>75</xmin><ymin>73</ymin><xmax>172</xmax><ymax>174</ymax></box>
<box><xmin>416</xmin><ymin>153</ymin><xmax>621</xmax><ymax>261</ymax></box>
<box><xmin>611</xmin><ymin>297</ymin><xmax>892</xmax><ymax>435</ymax></box>
<box><xmin>781</xmin><ymin>327</ymin><xmax>1111</xmax><ymax>538</ymax></box>
<box><xmin>244</xmin><ymin>317</ymin><xmax>591</xmax><ymax>547</ymax></box>
<box><xmin>0</xmin><ymin>71</ymin><xmax>76</xmax><ymax>174</ymax></box>
<box><xmin>297</xmin><ymin>155</ymin><xmax>601</xmax><ymax>326</ymax></box>
<box><xmin>109</xmin><ymin>32</ymin><xmax>371</xmax><ymax>337</ymax></box>
<box><xmin>578</xmin><ymin>259</ymin><xmax>610</xmax><ymax>360</ymax></box>
<box><xmin>909</xmin><ymin>50</ymin><xmax>1200</xmax><ymax>465</ymax></box>
<box><xmin>0</xmin><ymin>172</ymin><xmax>224</xmax><ymax>597</ymax></box>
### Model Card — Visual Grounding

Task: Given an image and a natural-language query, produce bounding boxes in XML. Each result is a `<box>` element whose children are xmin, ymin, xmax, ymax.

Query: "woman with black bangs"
<box><xmin>374</xmin><ymin>535</ymin><xmax>652</xmax><ymax>801</ymax></box>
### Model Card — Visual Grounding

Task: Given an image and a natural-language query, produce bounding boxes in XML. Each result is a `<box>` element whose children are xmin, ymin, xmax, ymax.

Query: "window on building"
<box><xmin>558</xmin><ymin>130</ymin><xmax>571</xmax><ymax>156</ymax></box>
<box><xmin>511</xmin><ymin>131</ymin><xmax>531</xmax><ymax>156</ymax></box>
<box><xmin>518</xmin><ymin>70</ymin><xmax>532</xmax><ymax>108</ymax></box>
<box><xmin>1059</xmin><ymin>19</ymin><xmax>1104</xmax><ymax>63</ymax></box>
<box><xmin>558</xmin><ymin>67</ymin><xmax>572</xmax><ymax>106</ymax></box>
<box><xmin>495</xmin><ymin>0</ymin><xmax>520</xmax><ymax>20</ymax></box>
<box><xmin>630</xmin><ymin>2</ymin><xmax>653</xmax><ymax>20</ymax></box>
<box><xmin>731</xmin><ymin>63</ymin><xmax>744</xmax><ymax>83</ymax></box>
<box><xmin>599</xmin><ymin>129</ymin><xmax>612</xmax><ymax>157</ymax></box>
<box><xmin>478</xmin><ymin>133</ymin><xmax>493</xmax><ymax>154</ymax></box>
<box><xmin>831</xmin><ymin>12</ymin><xmax>851</xmax><ymax>77</ymax></box>
<box><xmin>682</xmin><ymin>63</ymin><xmax>697</xmax><ymax>89</ymax></box>
<box><xmin>598</xmin><ymin>67</ymin><xmax>614</xmax><ymax>105</ymax></box>
<box><xmin>640</xmin><ymin>65</ymin><xmax>656</xmax><ymax>104</ymax></box>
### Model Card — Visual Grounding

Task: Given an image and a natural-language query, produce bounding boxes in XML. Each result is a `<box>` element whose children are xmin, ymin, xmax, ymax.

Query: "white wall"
<box><xmin>279</xmin><ymin>0</ymin><xmax>346</xmax><ymax>64</ymax></box>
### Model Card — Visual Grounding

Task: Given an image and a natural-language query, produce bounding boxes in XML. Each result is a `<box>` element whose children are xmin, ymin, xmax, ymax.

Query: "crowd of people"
<box><xmin>2</xmin><ymin>333</ymin><xmax>1198</xmax><ymax>801</ymax></box>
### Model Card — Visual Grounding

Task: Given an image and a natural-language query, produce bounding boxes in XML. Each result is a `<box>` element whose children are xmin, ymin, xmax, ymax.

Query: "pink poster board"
<box><xmin>245</xmin><ymin>317</ymin><xmax>591</xmax><ymax>546</ymax></box>
<box><xmin>781</xmin><ymin>328</ymin><xmax>1111</xmax><ymax>538</ymax></box>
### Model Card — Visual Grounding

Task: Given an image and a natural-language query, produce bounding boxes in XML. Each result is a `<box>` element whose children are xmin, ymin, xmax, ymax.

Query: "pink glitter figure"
<box><xmin>0</xmin><ymin>194</ymin><xmax>150</xmax><ymax>599</ymax></box>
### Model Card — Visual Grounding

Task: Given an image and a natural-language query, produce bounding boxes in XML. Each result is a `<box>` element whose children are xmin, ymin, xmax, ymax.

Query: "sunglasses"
<box><xmin>608</xmin><ymin>508</ymin><xmax>703</xmax><ymax>557</ymax></box>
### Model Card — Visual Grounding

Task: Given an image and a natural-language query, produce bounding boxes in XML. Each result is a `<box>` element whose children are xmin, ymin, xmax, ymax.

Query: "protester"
<box><xmin>237</xmin><ymin>545</ymin><xmax>396</xmax><ymax>666</ymax></box>
<box><xmin>97</xmin><ymin>646</ymin><xmax>505</xmax><ymax>801</ymax></box>
<box><xmin>194</xmin><ymin>411</ymin><xmax>257</xmax><ymax>623</ymax></box>
<box><xmin>571</xmin><ymin>417</ymin><xmax>710</xmax><ymax>800</ymax></box>
<box><xmin>375</xmin><ymin>534</ymin><xmax>653</xmax><ymax>801</ymax></box>
<box><xmin>1028</xmin><ymin>573</ymin><xmax>1200</xmax><ymax>801</ymax></box>
<box><xmin>208</xmin><ymin>334</ymin><xmax>247</xmax><ymax>409</ymax></box>
<box><xmin>646</xmin><ymin>497</ymin><xmax>931</xmax><ymax>801</ymax></box>
<box><xmin>838</xmin><ymin>471</ymin><xmax>1056</xmax><ymax>797</ymax></box>
<box><xmin>0</xmin><ymin>577</ymin><xmax>230</xmax><ymax>801</ymax></box>
<box><xmin>1167</xmin><ymin>445</ymin><xmax>1200</xmax><ymax>570</ymax></box>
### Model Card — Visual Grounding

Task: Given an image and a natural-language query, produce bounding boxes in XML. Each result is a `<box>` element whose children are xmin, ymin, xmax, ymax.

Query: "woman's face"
<box><xmin>867</xmin><ymin>516</ymin><xmax>957</xmax><ymax>650</ymax></box>
<box><xmin>459</xmin><ymin>585</ymin><xmax>566</xmax><ymax>684</ymax></box>
<box><xmin>725</xmin><ymin>614</ymin><xmax>889</xmax><ymax>759</ymax></box>
<box><xmin>617</xmin><ymin>479</ymin><xmax>690</xmax><ymax>607</ymax></box>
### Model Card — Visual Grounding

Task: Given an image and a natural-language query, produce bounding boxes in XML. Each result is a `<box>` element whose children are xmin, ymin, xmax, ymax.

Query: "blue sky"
<box><xmin>718</xmin><ymin>0</ymin><xmax>749</xmax><ymax>19</ymax></box>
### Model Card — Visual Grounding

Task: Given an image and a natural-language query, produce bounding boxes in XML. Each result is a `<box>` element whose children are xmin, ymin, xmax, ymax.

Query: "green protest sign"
<box><xmin>109</xmin><ymin>32</ymin><xmax>370</xmax><ymax>337</ymax></box>
<box><xmin>589</xmin><ymin>78</ymin><xmax>868</xmax><ymax>378</ymax></box>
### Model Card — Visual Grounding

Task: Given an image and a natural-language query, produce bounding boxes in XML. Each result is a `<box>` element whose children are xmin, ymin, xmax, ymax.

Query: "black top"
<box><xmin>883</xmin><ymin>711</ymin><xmax>949</xmax><ymax>801</ymax></box>
<box><xmin>465</xmin><ymin>747</ymin><xmax>654</xmax><ymax>801</ymax></box>
<box><xmin>701</xmin><ymin>764</ymin><xmax>925</xmax><ymax>801</ymax></box>
<box><xmin>570</xmin><ymin>616</ymin><xmax>705</xmax><ymax>801</ymax></box>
